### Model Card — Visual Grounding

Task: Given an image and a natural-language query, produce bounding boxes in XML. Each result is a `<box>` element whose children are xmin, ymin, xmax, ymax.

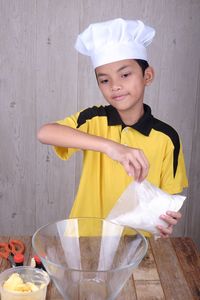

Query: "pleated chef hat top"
<box><xmin>75</xmin><ymin>18</ymin><xmax>155</xmax><ymax>68</ymax></box>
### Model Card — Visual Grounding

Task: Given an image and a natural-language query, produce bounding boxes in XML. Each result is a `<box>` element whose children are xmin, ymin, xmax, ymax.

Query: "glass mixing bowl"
<box><xmin>32</xmin><ymin>218</ymin><xmax>147</xmax><ymax>300</ymax></box>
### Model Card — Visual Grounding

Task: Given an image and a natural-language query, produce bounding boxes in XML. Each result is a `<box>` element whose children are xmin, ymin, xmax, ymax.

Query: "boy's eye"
<box><xmin>121</xmin><ymin>72</ymin><xmax>131</xmax><ymax>78</ymax></box>
<box><xmin>100</xmin><ymin>79</ymin><xmax>109</xmax><ymax>84</ymax></box>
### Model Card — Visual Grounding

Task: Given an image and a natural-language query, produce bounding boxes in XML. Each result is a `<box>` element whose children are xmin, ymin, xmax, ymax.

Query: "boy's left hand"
<box><xmin>156</xmin><ymin>211</ymin><xmax>182</xmax><ymax>238</ymax></box>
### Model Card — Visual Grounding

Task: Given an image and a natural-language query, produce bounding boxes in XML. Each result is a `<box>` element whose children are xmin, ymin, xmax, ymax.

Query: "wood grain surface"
<box><xmin>0</xmin><ymin>236</ymin><xmax>199</xmax><ymax>299</ymax></box>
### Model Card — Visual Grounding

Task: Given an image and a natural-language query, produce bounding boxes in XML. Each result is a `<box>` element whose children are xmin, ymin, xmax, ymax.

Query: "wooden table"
<box><xmin>0</xmin><ymin>236</ymin><xmax>199</xmax><ymax>299</ymax></box>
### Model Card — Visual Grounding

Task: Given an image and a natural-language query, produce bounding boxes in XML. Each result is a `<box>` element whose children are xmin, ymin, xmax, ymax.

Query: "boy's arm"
<box><xmin>37</xmin><ymin>123</ymin><xmax>149</xmax><ymax>182</ymax></box>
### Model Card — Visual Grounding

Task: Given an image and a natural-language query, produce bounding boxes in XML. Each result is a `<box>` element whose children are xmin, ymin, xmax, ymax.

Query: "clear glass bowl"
<box><xmin>0</xmin><ymin>266</ymin><xmax>50</xmax><ymax>300</ymax></box>
<box><xmin>32</xmin><ymin>218</ymin><xmax>147</xmax><ymax>300</ymax></box>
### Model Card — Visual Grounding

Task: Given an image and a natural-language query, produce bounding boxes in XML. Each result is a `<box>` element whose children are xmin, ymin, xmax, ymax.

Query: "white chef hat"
<box><xmin>75</xmin><ymin>18</ymin><xmax>155</xmax><ymax>69</ymax></box>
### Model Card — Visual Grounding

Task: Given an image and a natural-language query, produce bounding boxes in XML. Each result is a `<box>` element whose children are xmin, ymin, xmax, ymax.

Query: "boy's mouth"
<box><xmin>111</xmin><ymin>93</ymin><xmax>129</xmax><ymax>101</ymax></box>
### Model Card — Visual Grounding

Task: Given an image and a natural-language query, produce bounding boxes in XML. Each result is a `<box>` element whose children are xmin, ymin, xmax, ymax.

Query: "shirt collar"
<box><xmin>105</xmin><ymin>104</ymin><xmax>154</xmax><ymax>136</ymax></box>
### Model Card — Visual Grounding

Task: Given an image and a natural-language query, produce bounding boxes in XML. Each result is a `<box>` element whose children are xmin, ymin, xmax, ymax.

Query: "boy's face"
<box><xmin>96</xmin><ymin>59</ymin><xmax>154</xmax><ymax>119</ymax></box>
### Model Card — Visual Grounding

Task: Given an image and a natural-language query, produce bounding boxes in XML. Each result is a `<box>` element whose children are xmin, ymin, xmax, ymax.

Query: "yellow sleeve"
<box><xmin>160</xmin><ymin>140</ymin><xmax>188</xmax><ymax>194</ymax></box>
<box><xmin>53</xmin><ymin>111</ymin><xmax>83</xmax><ymax>160</ymax></box>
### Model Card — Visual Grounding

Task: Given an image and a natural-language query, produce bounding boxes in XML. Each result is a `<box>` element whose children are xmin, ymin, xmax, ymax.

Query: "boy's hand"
<box><xmin>106</xmin><ymin>142</ymin><xmax>149</xmax><ymax>182</ymax></box>
<box><xmin>156</xmin><ymin>211</ymin><xmax>182</xmax><ymax>238</ymax></box>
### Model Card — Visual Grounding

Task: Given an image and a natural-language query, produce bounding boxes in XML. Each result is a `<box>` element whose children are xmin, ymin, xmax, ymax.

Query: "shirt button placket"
<box><xmin>121</xmin><ymin>127</ymin><xmax>129</xmax><ymax>146</ymax></box>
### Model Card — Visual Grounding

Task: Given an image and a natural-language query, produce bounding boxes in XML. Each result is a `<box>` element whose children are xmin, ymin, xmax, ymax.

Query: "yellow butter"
<box><xmin>3</xmin><ymin>273</ymin><xmax>39</xmax><ymax>293</ymax></box>
<box><xmin>3</xmin><ymin>273</ymin><xmax>23</xmax><ymax>291</ymax></box>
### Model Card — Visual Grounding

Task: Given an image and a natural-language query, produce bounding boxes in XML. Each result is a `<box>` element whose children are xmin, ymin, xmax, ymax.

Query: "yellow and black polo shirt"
<box><xmin>54</xmin><ymin>104</ymin><xmax>188</xmax><ymax>222</ymax></box>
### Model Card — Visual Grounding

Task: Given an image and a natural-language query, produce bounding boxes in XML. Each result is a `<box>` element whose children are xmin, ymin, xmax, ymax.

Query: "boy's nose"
<box><xmin>111</xmin><ymin>82</ymin><xmax>122</xmax><ymax>91</ymax></box>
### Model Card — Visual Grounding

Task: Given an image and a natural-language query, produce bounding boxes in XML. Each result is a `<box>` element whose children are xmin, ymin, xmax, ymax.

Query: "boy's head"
<box><xmin>75</xmin><ymin>18</ymin><xmax>155</xmax><ymax>70</ymax></box>
<box><xmin>75</xmin><ymin>19</ymin><xmax>155</xmax><ymax>116</ymax></box>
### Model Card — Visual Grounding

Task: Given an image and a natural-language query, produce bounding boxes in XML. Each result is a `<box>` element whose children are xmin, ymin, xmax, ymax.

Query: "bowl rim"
<box><xmin>32</xmin><ymin>217</ymin><xmax>148</xmax><ymax>273</ymax></box>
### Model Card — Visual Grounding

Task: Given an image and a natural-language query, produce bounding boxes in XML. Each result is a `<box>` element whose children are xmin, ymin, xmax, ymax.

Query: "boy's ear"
<box><xmin>144</xmin><ymin>66</ymin><xmax>154</xmax><ymax>85</ymax></box>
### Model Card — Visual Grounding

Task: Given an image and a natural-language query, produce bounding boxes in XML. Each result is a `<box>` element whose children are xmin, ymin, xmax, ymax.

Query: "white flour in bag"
<box><xmin>106</xmin><ymin>180</ymin><xmax>186</xmax><ymax>238</ymax></box>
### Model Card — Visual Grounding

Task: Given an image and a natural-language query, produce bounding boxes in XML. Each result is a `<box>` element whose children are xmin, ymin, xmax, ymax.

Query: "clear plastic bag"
<box><xmin>106</xmin><ymin>180</ymin><xmax>186</xmax><ymax>238</ymax></box>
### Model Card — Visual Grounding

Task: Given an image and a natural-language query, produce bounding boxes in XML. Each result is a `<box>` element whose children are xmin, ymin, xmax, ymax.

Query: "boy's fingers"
<box><xmin>160</xmin><ymin>211</ymin><xmax>182</xmax><ymax>226</ymax></box>
<box><xmin>123</xmin><ymin>159</ymin><xmax>141</xmax><ymax>180</ymax></box>
<box><xmin>157</xmin><ymin>225</ymin><xmax>173</xmax><ymax>238</ymax></box>
<box><xmin>133</xmin><ymin>150</ymin><xmax>149</xmax><ymax>181</ymax></box>
<box><xmin>166</xmin><ymin>211</ymin><xmax>182</xmax><ymax>219</ymax></box>
<box><xmin>127</xmin><ymin>157</ymin><xmax>149</xmax><ymax>181</ymax></box>
<box><xmin>139</xmin><ymin>150</ymin><xmax>149</xmax><ymax>169</ymax></box>
<box><xmin>136</xmin><ymin>153</ymin><xmax>149</xmax><ymax>181</ymax></box>
<box><xmin>115</xmin><ymin>146</ymin><xmax>149</xmax><ymax>181</ymax></box>
<box><xmin>126</xmin><ymin>162</ymin><xmax>146</xmax><ymax>182</ymax></box>
<box><xmin>132</xmin><ymin>160</ymin><xmax>143</xmax><ymax>181</ymax></box>
<box><xmin>157</xmin><ymin>212</ymin><xmax>182</xmax><ymax>239</ymax></box>
<box><xmin>160</xmin><ymin>214</ymin><xmax>178</xmax><ymax>225</ymax></box>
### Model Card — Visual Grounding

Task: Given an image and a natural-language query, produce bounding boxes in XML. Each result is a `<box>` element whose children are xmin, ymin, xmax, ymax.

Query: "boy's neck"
<box><xmin>117</xmin><ymin>103</ymin><xmax>144</xmax><ymax>126</ymax></box>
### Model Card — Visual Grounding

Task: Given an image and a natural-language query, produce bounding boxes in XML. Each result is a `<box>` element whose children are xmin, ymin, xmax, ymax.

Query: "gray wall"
<box><xmin>0</xmin><ymin>0</ymin><xmax>200</xmax><ymax>248</ymax></box>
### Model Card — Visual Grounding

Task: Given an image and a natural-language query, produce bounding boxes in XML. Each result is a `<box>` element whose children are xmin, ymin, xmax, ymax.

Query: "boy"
<box><xmin>38</xmin><ymin>19</ymin><xmax>188</xmax><ymax>238</ymax></box>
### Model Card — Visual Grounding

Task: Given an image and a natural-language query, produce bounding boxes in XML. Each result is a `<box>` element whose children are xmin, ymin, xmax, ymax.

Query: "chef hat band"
<box><xmin>75</xmin><ymin>18</ymin><xmax>155</xmax><ymax>69</ymax></box>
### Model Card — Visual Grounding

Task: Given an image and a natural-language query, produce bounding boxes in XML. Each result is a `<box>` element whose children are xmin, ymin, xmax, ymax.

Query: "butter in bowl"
<box><xmin>0</xmin><ymin>266</ymin><xmax>50</xmax><ymax>300</ymax></box>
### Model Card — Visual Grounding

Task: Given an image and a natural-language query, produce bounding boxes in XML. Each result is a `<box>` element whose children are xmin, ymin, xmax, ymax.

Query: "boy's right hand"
<box><xmin>105</xmin><ymin>141</ymin><xmax>149</xmax><ymax>182</ymax></box>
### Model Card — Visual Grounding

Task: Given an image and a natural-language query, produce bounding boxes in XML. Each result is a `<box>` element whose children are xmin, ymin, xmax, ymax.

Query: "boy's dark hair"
<box><xmin>135</xmin><ymin>59</ymin><xmax>149</xmax><ymax>75</ymax></box>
